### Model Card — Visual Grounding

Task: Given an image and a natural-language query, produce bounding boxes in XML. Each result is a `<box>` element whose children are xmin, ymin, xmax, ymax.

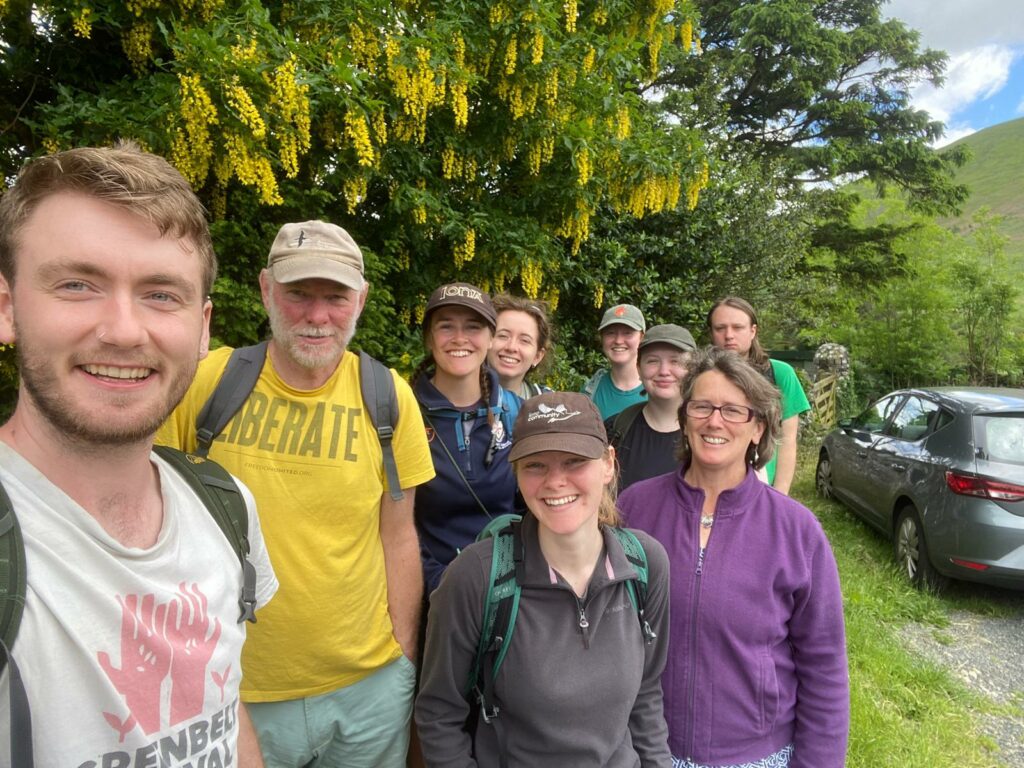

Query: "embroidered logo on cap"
<box><xmin>441</xmin><ymin>285</ymin><xmax>483</xmax><ymax>302</ymax></box>
<box><xmin>527</xmin><ymin>403</ymin><xmax>582</xmax><ymax>423</ymax></box>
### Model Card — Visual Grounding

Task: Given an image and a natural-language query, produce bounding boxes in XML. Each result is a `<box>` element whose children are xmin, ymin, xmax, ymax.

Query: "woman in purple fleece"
<box><xmin>619</xmin><ymin>346</ymin><xmax>849</xmax><ymax>768</ymax></box>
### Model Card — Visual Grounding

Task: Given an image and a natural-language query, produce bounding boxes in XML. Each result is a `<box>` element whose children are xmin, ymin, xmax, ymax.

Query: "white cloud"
<box><xmin>1018</xmin><ymin>96</ymin><xmax>1024</xmax><ymax>115</ymax></box>
<box><xmin>933</xmin><ymin>125</ymin><xmax>977</xmax><ymax>148</ymax></box>
<box><xmin>911</xmin><ymin>45</ymin><xmax>1016</xmax><ymax>123</ymax></box>
<box><xmin>884</xmin><ymin>0</ymin><xmax>1024</xmax><ymax>54</ymax></box>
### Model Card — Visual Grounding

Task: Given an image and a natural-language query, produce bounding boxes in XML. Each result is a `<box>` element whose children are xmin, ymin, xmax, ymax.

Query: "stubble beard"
<box><xmin>266</xmin><ymin>299</ymin><xmax>358</xmax><ymax>372</ymax></box>
<box><xmin>15</xmin><ymin>330</ymin><xmax>197</xmax><ymax>449</ymax></box>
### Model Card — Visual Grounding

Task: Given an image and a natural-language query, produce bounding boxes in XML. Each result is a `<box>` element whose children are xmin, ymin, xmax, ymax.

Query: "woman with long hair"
<box><xmin>416</xmin><ymin>392</ymin><xmax>672</xmax><ymax>766</ymax></box>
<box><xmin>620</xmin><ymin>347</ymin><xmax>848</xmax><ymax>768</ymax></box>
<box><xmin>412</xmin><ymin>282</ymin><xmax>521</xmax><ymax>595</ymax></box>
<box><xmin>487</xmin><ymin>293</ymin><xmax>554</xmax><ymax>399</ymax></box>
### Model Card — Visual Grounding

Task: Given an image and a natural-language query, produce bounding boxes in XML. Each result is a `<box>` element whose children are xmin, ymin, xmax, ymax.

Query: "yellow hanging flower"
<box><xmin>520</xmin><ymin>259</ymin><xmax>544</xmax><ymax>298</ymax></box>
<box><xmin>593</xmin><ymin>283</ymin><xmax>604</xmax><ymax>309</ymax></box>
<box><xmin>226</xmin><ymin>77</ymin><xmax>267</xmax><ymax>140</ymax></box>
<box><xmin>531</xmin><ymin>31</ymin><xmax>544</xmax><ymax>65</ymax></box>
<box><xmin>453</xmin><ymin>228</ymin><xmax>476</xmax><ymax>268</ymax></box>
<box><xmin>71</xmin><ymin>7</ymin><xmax>92</xmax><ymax>39</ymax></box>
<box><xmin>576</xmin><ymin>147</ymin><xmax>591</xmax><ymax>186</ymax></box>
<box><xmin>564</xmin><ymin>0</ymin><xmax>577</xmax><ymax>33</ymax></box>
<box><xmin>504</xmin><ymin>38</ymin><xmax>518</xmax><ymax>75</ymax></box>
<box><xmin>345</xmin><ymin>110</ymin><xmax>376</xmax><ymax>167</ymax></box>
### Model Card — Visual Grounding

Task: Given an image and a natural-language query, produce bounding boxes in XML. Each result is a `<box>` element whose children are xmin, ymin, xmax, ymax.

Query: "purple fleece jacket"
<box><xmin>619</xmin><ymin>466</ymin><xmax>849</xmax><ymax>767</ymax></box>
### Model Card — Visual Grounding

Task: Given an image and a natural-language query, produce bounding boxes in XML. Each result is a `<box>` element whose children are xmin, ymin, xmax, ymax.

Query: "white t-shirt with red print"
<box><xmin>0</xmin><ymin>442</ymin><xmax>277</xmax><ymax>765</ymax></box>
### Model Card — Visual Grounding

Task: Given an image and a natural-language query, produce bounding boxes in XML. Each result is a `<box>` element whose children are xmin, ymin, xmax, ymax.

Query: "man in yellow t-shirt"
<box><xmin>159</xmin><ymin>221</ymin><xmax>434</xmax><ymax>767</ymax></box>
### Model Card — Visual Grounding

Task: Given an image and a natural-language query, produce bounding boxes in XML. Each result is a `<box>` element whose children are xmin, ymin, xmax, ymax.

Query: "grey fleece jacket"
<box><xmin>415</xmin><ymin>512</ymin><xmax>672</xmax><ymax>767</ymax></box>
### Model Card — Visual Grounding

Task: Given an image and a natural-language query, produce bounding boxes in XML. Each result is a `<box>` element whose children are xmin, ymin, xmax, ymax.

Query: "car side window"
<box><xmin>886</xmin><ymin>396</ymin><xmax>940</xmax><ymax>441</ymax></box>
<box><xmin>851</xmin><ymin>396</ymin><xmax>901</xmax><ymax>433</ymax></box>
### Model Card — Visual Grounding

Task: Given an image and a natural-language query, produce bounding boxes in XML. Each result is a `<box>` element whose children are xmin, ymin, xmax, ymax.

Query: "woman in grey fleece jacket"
<box><xmin>415</xmin><ymin>392</ymin><xmax>672</xmax><ymax>767</ymax></box>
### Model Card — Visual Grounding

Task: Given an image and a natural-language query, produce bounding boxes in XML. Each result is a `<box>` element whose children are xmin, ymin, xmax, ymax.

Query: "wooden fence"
<box><xmin>810</xmin><ymin>373</ymin><xmax>838</xmax><ymax>428</ymax></box>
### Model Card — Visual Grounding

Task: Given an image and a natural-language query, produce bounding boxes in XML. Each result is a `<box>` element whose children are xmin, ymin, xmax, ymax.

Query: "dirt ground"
<box><xmin>899</xmin><ymin>586</ymin><xmax>1024</xmax><ymax>768</ymax></box>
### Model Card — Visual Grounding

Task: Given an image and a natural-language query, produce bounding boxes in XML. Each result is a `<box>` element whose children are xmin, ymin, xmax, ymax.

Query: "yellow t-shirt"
<box><xmin>157</xmin><ymin>346</ymin><xmax>435</xmax><ymax>701</ymax></box>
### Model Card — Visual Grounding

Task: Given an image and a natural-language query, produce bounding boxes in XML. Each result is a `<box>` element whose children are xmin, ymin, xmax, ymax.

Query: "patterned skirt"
<box><xmin>671</xmin><ymin>744</ymin><xmax>793</xmax><ymax>768</ymax></box>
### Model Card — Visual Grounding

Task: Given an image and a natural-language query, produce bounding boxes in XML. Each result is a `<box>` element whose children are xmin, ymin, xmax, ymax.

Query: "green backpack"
<box><xmin>0</xmin><ymin>445</ymin><xmax>256</xmax><ymax>768</ymax></box>
<box><xmin>465</xmin><ymin>515</ymin><xmax>654</xmax><ymax>725</ymax></box>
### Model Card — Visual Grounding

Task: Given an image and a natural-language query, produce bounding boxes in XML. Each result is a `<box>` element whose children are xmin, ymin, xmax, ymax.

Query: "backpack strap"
<box><xmin>358</xmin><ymin>352</ymin><xmax>403</xmax><ymax>501</ymax></box>
<box><xmin>0</xmin><ymin>481</ymin><xmax>32</xmax><ymax>768</ymax></box>
<box><xmin>607</xmin><ymin>402</ymin><xmax>646</xmax><ymax>449</ymax></box>
<box><xmin>499</xmin><ymin>386</ymin><xmax>520</xmax><ymax>437</ymax></box>
<box><xmin>582</xmin><ymin>368</ymin><xmax>606</xmax><ymax>398</ymax></box>
<box><xmin>609</xmin><ymin>527</ymin><xmax>657</xmax><ymax>644</ymax></box>
<box><xmin>194</xmin><ymin>342</ymin><xmax>268</xmax><ymax>457</ymax></box>
<box><xmin>467</xmin><ymin>518</ymin><xmax>523</xmax><ymax>721</ymax></box>
<box><xmin>152</xmin><ymin>446</ymin><xmax>258</xmax><ymax>624</ymax></box>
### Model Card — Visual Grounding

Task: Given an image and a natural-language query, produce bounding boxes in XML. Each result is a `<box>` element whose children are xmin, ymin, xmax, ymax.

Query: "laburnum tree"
<box><xmin>0</xmin><ymin>0</ymin><xmax>707</xmax><ymax>378</ymax></box>
<box><xmin>558</xmin><ymin>0</ymin><xmax>972</xmax><ymax>370</ymax></box>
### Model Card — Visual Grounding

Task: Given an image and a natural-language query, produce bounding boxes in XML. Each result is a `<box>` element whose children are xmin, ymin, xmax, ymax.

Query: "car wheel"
<box><xmin>815</xmin><ymin>453</ymin><xmax>833</xmax><ymax>499</ymax></box>
<box><xmin>894</xmin><ymin>506</ymin><xmax>947</xmax><ymax>593</ymax></box>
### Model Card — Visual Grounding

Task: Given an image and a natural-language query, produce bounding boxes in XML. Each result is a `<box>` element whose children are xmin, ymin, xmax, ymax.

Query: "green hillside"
<box><xmin>941</xmin><ymin>117</ymin><xmax>1024</xmax><ymax>260</ymax></box>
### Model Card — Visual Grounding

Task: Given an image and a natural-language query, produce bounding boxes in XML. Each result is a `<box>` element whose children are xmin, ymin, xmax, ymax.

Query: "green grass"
<box><xmin>791</xmin><ymin>439</ymin><xmax>1022</xmax><ymax>767</ymax></box>
<box><xmin>942</xmin><ymin>117</ymin><xmax>1024</xmax><ymax>261</ymax></box>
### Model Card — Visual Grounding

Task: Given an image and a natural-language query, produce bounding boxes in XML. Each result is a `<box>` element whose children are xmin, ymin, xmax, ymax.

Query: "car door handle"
<box><xmin>890</xmin><ymin>462</ymin><xmax>907</xmax><ymax>472</ymax></box>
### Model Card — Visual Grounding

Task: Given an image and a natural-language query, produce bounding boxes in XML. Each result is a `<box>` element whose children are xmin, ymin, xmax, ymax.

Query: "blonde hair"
<box><xmin>0</xmin><ymin>142</ymin><xmax>215</xmax><ymax>294</ymax></box>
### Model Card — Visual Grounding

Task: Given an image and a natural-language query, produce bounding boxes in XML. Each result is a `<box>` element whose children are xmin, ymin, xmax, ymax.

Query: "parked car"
<box><xmin>816</xmin><ymin>387</ymin><xmax>1024</xmax><ymax>591</ymax></box>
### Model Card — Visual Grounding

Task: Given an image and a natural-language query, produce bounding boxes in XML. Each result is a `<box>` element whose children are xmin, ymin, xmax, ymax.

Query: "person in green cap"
<box><xmin>582</xmin><ymin>303</ymin><xmax>647</xmax><ymax>419</ymax></box>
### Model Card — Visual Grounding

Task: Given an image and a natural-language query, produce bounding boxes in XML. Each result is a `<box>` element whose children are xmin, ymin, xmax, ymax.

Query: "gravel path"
<box><xmin>899</xmin><ymin>587</ymin><xmax>1024</xmax><ymax>767</ymax></box>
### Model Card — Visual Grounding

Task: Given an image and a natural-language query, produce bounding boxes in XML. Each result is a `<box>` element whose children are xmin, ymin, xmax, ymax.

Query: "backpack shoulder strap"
<box><xmin>607</xmin><ymin>402</ymin><xmax>646</xmax><ymax>449</ymax></box>
<box><xmin>358</xmin><ymin>351</ymin><xmax>403</xmax><ymax>502</ymax></box>
<box><xmin>152</xmin><ymin>446</ymin><xmax>257</xmax><ymax>624</ymax></box>
<box><xmin>467</xmin><ymin>521</ymin><xmax>523</xmax><ymax>723</ymax></box>
<box><xmin>195</xmin><ymin>342</ymin><xmax>268</xmax><ymax>457</ymax></box>
<box><xmin>0</xmin><ymin>481</ymin><xmax>26</xmax><ymax>662</ymax></box>
<box><xmin>609</xmin><ymin>526</ymin><xmax>657</xmax><ymax>644</ymax></box>
<box><xmin>582</xmin><ymin>368</ymin><xmax>606</xmax><ymax>398</ymax></box>
<box><xmin>499</xmin><ymin>387</ymin><xmax>520</xmax><ymax>436</ymax></box>
<box><xmin>0</xmin><ymin>479</ymin><xmax>36</xmax><ymax>766</ymax></box>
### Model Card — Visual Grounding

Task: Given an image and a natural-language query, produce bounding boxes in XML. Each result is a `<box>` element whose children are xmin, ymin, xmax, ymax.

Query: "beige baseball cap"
<box><xmin>266</xmin><ymin>221</ymin><xmax>365</xmax><ymax>290</ymax></box>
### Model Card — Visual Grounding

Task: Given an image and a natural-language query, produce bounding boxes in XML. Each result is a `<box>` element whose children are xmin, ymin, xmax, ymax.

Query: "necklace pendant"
<box><xmin>700</xmin><ymin>514</ymin><xmax>714</xmax><ymax>529</ymax></box>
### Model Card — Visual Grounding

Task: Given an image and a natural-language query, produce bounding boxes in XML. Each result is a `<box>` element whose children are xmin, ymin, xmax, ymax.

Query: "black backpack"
<box><xmin>194</xmin><ymin>341</ymin><xmax>404</xmax><ymax>501</ymax></box>
<box><xmin>0</xmin><ymin>445</ymin><xmax>255</xmax><ymax>768</ymax></box>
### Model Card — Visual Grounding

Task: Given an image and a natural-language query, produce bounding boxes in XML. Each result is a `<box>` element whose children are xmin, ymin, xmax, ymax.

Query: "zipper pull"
<box><xmin>695</xmin><ymin>546</ymin><xmax>706</xmax><ymax>576</ymax></box>
<box><xmin>578</xmin><ymin>606</ymin><xmax>591</xmax><ymax>649</ymax></box>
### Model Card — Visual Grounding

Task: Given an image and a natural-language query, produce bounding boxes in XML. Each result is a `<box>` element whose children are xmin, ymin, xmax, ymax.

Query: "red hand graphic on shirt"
<box><xmin>97</xmin><ymin>594</ymin><xmax>172</xmax><ymax>735</ymax></box>
<box><xmin>165</xmin><ymin>582</ymin><xmax>222</xmax><ymax>725</ymax></box>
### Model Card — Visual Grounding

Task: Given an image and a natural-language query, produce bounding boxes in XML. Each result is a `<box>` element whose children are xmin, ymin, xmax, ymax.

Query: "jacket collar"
<box><xmin>516</xmin><ymin>511</ymin><xmax>641</xmax><ymax>591</ymax></box>
<box><xmin>670</xmin><ymin>462</ymin><xmax>766</xmax><ymax>519</ymax></box>
<box><xmin>414</xmin><ymin>365</ymin><xmax>503</xmax><ymax>418</ymax></box>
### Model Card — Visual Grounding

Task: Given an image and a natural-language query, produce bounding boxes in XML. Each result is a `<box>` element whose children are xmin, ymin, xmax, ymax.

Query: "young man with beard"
<box><xmin>159</xmin><ymin>221</ymin><xmax>435</xmax><ymax>767</ymax></box>
<box><xmin>0</xmin><ymin>144</ymin><xmax>277</xmax><ymax>764</ymax></box>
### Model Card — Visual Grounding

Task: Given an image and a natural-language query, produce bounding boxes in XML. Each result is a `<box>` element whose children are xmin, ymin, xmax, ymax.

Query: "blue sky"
<box><xmin>883</xmin><ymin>0</ymin><xmax>1024</xmax><ymax>145</ymax></box>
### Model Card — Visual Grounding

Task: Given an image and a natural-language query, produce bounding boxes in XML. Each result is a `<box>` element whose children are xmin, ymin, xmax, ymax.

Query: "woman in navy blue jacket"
<box><xmin>412</xmin><ymin>282</ymin><xmax>521</xmax><ymax>595</ymax></box>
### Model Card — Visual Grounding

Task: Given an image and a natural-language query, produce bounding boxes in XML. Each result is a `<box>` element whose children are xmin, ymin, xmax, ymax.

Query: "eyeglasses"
<box><xmin>684</xmin><ymin>400</ymin><xmax>759</xmax><ymax>423</ymax></box>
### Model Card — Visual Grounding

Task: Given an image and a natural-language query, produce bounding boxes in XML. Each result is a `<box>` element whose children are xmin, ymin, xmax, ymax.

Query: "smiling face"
<box><xmin>516</xmin><ymin>449</ymin><xmax>615</xmax><ymax>537</ymax></box>
<box><xmin>709</xmin><ymin>305</ymin><xmax>757</xmax><ymax>357</ymax></box>
<box><xmin>0</xmin><ymin>191</ymin><xmax>211</xmax><ymax>446</ymax></box>
<box><xmin>600</xmin><ymin>324</ymin><xmax>642</xmax><ymax>366</ymax></box>
<box><xmin>638</xmin><ymin>343</ymin><xmax>689</xmax><ymax>404</ymax></box>
<box><xmin>488</xmin><ymin>309</ymin><xmax>545</xmax><ymax>389</ymax></box>
<box><xmin>261</xmin><ymin>271</ymin><xmax>367</xmax><ymax>381</ymax></box>
<box><xmin>683</xmin><ymin>369</ymin><xmax>765</xmax><ymax>477</ymax></box>
<box><xmin>427</xmin><ymin>305</ymin><xmax>493</xmax><ymax>380</ymax></box>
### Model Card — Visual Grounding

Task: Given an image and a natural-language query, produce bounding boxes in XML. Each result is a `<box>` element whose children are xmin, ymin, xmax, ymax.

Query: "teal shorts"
<box><xmin>247</xmin><ymin>655</ymin><xmax>417</xmax><ymax>768</ymax></box>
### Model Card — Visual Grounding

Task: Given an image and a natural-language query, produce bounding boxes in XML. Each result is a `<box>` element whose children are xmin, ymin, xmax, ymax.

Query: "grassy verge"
<box><xmin>792</xmin><ymin>437</ymin><xmax>1016</xmax><ymax>767</ymax></box>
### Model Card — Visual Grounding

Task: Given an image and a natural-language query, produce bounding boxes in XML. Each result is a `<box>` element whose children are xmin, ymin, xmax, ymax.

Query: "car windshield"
<box><xmin>978</xmin><ymin>415</ymin><xmax>1024</xmax><ymax>465</ymax></box>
